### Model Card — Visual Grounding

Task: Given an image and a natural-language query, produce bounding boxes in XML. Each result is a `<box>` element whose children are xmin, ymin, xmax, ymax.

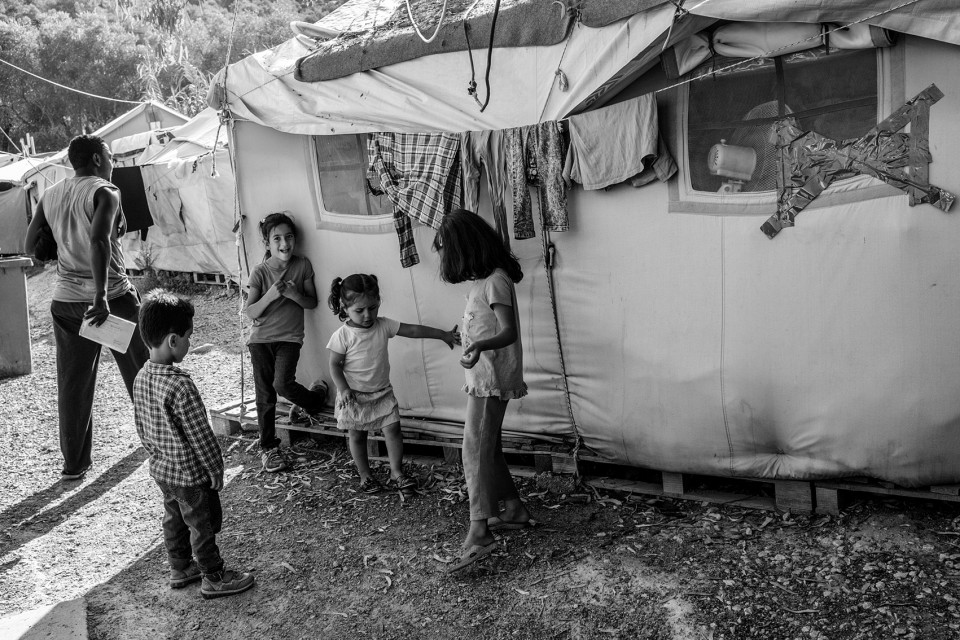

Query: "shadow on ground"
<box><xmin>0</xmin><ymin>447</ymin><xmax>149</xmax><ymax>560</ymax></box>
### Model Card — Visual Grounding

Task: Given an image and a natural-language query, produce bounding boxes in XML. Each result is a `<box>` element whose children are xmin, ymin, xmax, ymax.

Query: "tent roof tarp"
<box><xmin>211</xmin><ymin>0</ymin><xmax>960</xmax><ymax>136</ymax></box>
<box><xmin>213</xmin><ymin>2</ymin><xmax>677</xmax><ymax>134</ymax></box>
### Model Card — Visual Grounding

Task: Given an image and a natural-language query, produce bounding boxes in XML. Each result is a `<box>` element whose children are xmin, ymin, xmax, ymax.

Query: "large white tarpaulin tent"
<box><xmin>209</xmin><ymin>0</ymin><xmax>960</xmax><ymax>487</ymax></box>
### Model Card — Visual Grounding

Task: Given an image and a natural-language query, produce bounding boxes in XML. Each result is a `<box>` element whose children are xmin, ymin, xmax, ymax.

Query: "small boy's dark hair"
<box><xmin>67</xmin><ymin>134</ymin><xmax>107</xmax><ymax>170</ymax></box>
<box><xmin>328</xmin><ymin>274</ymin><xmax>380</xmax><ymax>321</ymax></box>
<box><xmin>139</xmin><ymin>289</ymin><xmax>195</xmax><ymax>348</ymax></box>
<box><xmin>433</xmin><ymin>209</ymin><xmax>523</xmax><ymax>284</ymax></box>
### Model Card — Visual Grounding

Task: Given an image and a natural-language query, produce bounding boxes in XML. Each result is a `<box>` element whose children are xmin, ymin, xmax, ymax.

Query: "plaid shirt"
<box><xmin>133</xmin><ymin>361</ymin><xmax>224</xmax><ymax>487</ymax></box>
<box><xmin>367</xmin><ymin>132</ymin><xmax>462</xmax><ymax>268</ymax></box>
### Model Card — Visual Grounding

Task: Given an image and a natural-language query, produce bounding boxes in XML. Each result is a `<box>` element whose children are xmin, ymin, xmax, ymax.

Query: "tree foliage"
<box><xmin>0</xmin><ymin>0</ymin><xmax>343</xmax><ymax>151</ymax></box>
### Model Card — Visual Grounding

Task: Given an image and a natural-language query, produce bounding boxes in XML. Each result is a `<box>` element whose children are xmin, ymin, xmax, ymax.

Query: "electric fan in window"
<box><xmin>709</xmin><ymin>100</ymin><xmax>791</xmax><ymax>193</ymax></box>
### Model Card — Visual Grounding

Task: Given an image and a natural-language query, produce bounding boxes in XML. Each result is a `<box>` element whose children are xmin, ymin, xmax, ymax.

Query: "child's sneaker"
<box><xmin>359</xmin><ymin>477</ymin><xmax>382</xmax><ymax>494</ymax></box>
<box><xmin>200</xmin><ymin>569</ymin><xmax>256</xmax><ymax>600</ymax></box>
<box><xmin>288</xmin><ymin>405</ymin><xmax>310</xmax><ymax>425</ymax></box>
<box><xmin>261</xmin><ymin>448</ymin><xmax>287</xmax><ymax>473</ymax></box>
<box><xmin>169</xmin><ymin>561</ymin><xmax>202</xmax><ymax>589</ymax></box>
<box><xmin>288</xmin><ymin>381</ymin><xmax>329</xmax><ymax>424</ymax></box>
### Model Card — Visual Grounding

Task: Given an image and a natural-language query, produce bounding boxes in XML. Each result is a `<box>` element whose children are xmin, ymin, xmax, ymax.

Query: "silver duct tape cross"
<box><xmin>761</xmin><ymin>84</ymin><xmax>955</xmax><ymax>239</ymax></box>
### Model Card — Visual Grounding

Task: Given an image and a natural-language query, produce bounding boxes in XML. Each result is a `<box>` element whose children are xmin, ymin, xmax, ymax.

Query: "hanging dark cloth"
<box><xmin>110</xmin><ymin>166</ymin><xmax>154</xmax><ymax>233</ymax></box>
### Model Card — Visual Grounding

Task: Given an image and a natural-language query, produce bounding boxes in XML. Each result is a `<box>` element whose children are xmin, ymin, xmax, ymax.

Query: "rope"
<box><xmin>464</xmin><ymin>23</ymin><xmax>482</xmax><ymax>108</ymax></box>
<box><xmin>210</xmin><ymin>0</ymin><xmax>242</xmax><ymax>179</ymax></box>
<box><xmin>0</xmin><ymin>56</ymin><xmax>141</xmax><ymax>105</ymax></box>
<box><xmin>537</xmin><ymin>6</ymin><xmax>578</xmax><ymax>123</ymax></box>
<box><xmin>478</xmin><ymin>0</ymin><xmax>500</xmax><ymax>112</ymax></box>
<box><xmin>537</xmin><ymin>185</ymin><xmax>584</xmax><ymax>476</ymax></box>
<box><xmin>404</xmin><ymin>0</ymin><xmax>449</xmax><ymax>44</ymax></box>
<box><xmin>212</xmin><ymin>0</ymin><xmax>250</xmax><ymax>418</ymax></box>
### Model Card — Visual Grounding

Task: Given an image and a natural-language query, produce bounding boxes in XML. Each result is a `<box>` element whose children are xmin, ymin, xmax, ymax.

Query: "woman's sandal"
<box><xmin>447</xmin><ymin>540</ymin><xmax>498</xmax><ymax>574</ymax></box>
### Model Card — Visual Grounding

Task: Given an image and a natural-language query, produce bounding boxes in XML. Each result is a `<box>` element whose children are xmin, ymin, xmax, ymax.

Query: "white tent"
<box><xmin>0</xmin><ymin>101</ymin><xmax>188</xmax><ymax>255</ymax></box>
<box><xmin>114</xmin><ymin>108</ymin><xmax>238</xmax><ymax>276</ymax></box>
<box><xmin>0</xmin><ymin>155</ymin><xmax>63</xmax><ymax>254</ymax></box>
<box><xmin>210</xmin><ymin>0</ymin><xmax>960</xmax><ymax>487</ymax></box>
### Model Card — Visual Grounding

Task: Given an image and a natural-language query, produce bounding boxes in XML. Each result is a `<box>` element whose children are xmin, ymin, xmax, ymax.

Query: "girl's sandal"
<box><xmin>391</xmin><ymin>474</ymin><xmax>417</xmax><ymax>491</ymax></box>
<box><xmin>447</xmin><ymin>540</ymin><xmax>498</xmax><ymax>574</ymax></box>
<box><xmin>359</xmin><ymin>477</ymin><xmax>382</xmax><ymax>494</ymax></box>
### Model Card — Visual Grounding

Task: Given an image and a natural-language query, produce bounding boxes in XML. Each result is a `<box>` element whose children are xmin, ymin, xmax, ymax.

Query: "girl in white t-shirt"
<box><xmin>327</xmin><ymin>273</ymin><xmax>459</xmax><ymax>494</ymax></box>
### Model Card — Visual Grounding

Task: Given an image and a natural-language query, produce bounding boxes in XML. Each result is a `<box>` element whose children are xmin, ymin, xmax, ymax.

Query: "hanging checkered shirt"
<box><xmin>367</xmin><ymin>132</ymin><xmax>462</xmax><ymax>267</ymax></box>
<box><xmin>133</xmin><ymin>361</ymin><xmax>224</xmax><ymax>487</ymax></box>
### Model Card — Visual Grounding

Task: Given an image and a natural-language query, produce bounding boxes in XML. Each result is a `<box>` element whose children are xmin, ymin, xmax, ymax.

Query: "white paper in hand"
<box><xmin>79</xmin><ymin>313</ymin><xmax>136</xmax><ymax>353</ymax></box>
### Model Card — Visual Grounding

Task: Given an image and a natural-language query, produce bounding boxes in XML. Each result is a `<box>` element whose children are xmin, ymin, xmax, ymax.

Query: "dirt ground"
<box><xmin>3</xmin><ymin>266</ymin><xmax>960</xmax><ymax>639</ymax></box>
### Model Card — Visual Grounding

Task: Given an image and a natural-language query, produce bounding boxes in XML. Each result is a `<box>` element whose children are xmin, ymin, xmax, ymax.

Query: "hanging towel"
<box><xmin>508</xmin><ymin>121</ymin><xmax>568</xmax><ymax>240</ymax></box>
<box><xmin>563</xmin><ymin>93</ymin><xmax>663</xmax><ymax>191</ymax></box>
<box><xmin>628</xmin><ymin>134</ymin><xmax>677</xmax><ymax>188</ymax></box>
<box><xmin>367</xmin><ymin>133</ymin><xmax>462</xmax><ymax>267</ymax></box>
<box><xmin>460</xmin><ymin>129</ymin><xmax>512</xmax><ymax>246</ymax></box>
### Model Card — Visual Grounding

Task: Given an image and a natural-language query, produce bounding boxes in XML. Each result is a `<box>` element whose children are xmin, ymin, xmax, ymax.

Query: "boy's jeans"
<box><xmin>248</xmin><ymin>342</ymin><xmax>326</xmax><ymax>450</ymax></box>
<box><xmin>155</xmin><ymin>480</ymin><xmax>225</xmax><ymax>576</ymax></box>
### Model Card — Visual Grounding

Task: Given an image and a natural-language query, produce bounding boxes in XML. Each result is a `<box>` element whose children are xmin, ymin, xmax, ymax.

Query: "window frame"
<box><xmin>307</xmin><ymin>133</ymin><xmax>395</xmax><ymax>234</ymax></box>
<box><xmin>668</xmin><ymin>42</ymin><xmax>905</xmax><ymax>215</ymax></box>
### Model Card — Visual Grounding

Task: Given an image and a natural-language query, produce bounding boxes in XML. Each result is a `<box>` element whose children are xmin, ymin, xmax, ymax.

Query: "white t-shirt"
<box><xmin>326</xmin><ymin>317</ymin><xmax>401</xmax><ymax>392</ymax></box>
<box><xmin>461</xmin><ymin>269</ymin><xmax>526</xmax><ymax>399</ymax></box>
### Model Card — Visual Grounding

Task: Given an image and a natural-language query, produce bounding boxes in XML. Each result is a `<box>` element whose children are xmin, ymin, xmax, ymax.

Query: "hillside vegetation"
<box><xmin>0</xmin><ymin>0</ymin><xmax>343</xmax><ymax>151</ymax></box>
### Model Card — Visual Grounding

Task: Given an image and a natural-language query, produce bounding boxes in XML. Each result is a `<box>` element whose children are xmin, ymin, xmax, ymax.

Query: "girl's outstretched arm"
<box><xmin>460</xmin><ymin>303</ymin><xmax>516</xmax><ymax>369</ymax></box>
<box><xmin>328</xmin><ymin>348</ymin><xmax>356</xmax><ymax>405</ymax></box>
<box><xmin>282</xmin><ymin>273</ymin><xmax>319</xmax><ymax>309</ymax></box>
<box><xmin>396</xmin><ymin>323</ymin><xmax>460</xmax><ymax>349</ymax></box>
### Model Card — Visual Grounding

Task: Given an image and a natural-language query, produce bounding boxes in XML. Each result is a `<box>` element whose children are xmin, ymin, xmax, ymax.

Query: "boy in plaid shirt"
<box><xmin>134</xmin><ymin>289</ymin><xmax>255</xmax><ymax>599</ymax></box>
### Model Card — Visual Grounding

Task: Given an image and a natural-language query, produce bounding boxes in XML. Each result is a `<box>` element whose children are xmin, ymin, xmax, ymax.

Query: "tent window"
<box><xmin>686</xmin><ymin>48</ymin><xmax>877</xmax><ymax>194</ymax></box>
<box><xmin>314</xmin><ymin>134</ymin><xmax>392</xmax><ymax>217</ymax></box>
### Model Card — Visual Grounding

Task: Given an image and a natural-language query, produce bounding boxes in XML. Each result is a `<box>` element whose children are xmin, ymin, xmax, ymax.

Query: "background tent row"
<box><xmin>0</xmin><ymin>101</ymin><xmax>188</xmax><ymax>256</ymax></box>
<box><xmin>111</xmin><ymin>108</ymin><xmax>238</xmax><ymax>278</ymax></box>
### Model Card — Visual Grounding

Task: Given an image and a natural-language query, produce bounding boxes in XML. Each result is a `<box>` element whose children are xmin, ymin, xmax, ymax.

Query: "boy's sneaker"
<box><xmin>170</xmin><ymin>561</ymin><xmax>202</xmax><ymax>589</ymax></box>
<box><xmin>359</xmin><ymin>477</ymin><xmax>382</xmax><ymax>494</ymax></box>
<box><xmin>200</xmin><ymin>569</ymin><xmax>256</xmax><ymax>600</ymax></box>
<box><xmin>261</xmin><ymin>448</ymin><xmax>287</xmax><ymax>473</ymax></box>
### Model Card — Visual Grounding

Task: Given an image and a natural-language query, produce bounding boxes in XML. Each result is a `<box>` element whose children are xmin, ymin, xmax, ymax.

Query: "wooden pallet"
<box><xmin>813</xmin><ymin>478</ymin><xmax>960</xmax><ymax>515</ymax></box>
<box><xmin>209</xmin><ymin>399</ymin><xmax>816</xmax><ymax>513</ymax></box>
<box><xmin>209</xmin><ymin>399</ymin><xmax>577</xmax><ymax>473</ymax></box>
<box><xmin>585</xmin><ymin>465</ymin><xmax>811</xmax><ymax>513</ymax></box>
<box><xmin>210</xmin><ymin>399</ymin><xmax>960</xmax><ymax>515</ymax></box>
<box><xmin>192</xmin><ymin>272</ymin><xmax>237</xmax><ymax>287</ymax></box>
<box><xmin>124</xmin><ymin>269</ymin><xmax>236</xmax><ymax>288</ymax></box>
